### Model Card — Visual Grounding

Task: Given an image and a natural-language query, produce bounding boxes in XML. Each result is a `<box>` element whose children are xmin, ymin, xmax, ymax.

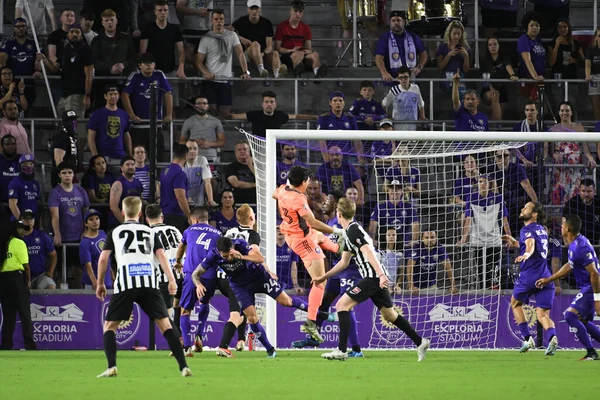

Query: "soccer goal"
<box><xmin>246</xmin><ymin>129</ymin><xmax>596</xmax><ymax>349</ymax></box>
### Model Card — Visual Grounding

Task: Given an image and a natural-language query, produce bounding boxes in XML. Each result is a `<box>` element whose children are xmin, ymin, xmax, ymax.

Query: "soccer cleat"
<box><xmin>321</xmin><ymin>349</ymin><xmax>348</xmax><ymax>361</ymax></box>
<box><xmin>236</xmin><ymin>340</ymin><xmax>245</xmax><ymax>351</ymax></box>
<box><xmin>216</xmin><ymin>347</ymin><xmax>234</xmax><ymax>358</ymax></box>
<box><xmin>545</xmin><ymin>336</ymin><xmax>558</xmax><ymax>356</ymax></box>
<box><xmin>259</xmin><ymin>68</ymin><xmax>269</xmax><ymax>78</ymax></box>
<box><xmin>194</xmin><ymin>335</ymin><xmax>203</xmax><ymax>353</ymax></box>
<box><xmin>348</xmin><ymin>350</ymin><xmax>364</xmax><ymax>358</ymax></box>
<box><xmin>292</xmin><ymin>337</ymin><xmax>321</xmax><ymax>348</ymax></box>
<box><xmin>267</xmin><ymin>348</ymin><xmax>277</xmax><ymax>358</ymax></box>
<box><xmin>181</xmin><ymin>367</ymin><xmax>193</xmax><ymax>377</ymax></box>
<box><xmin>579</xmin><ymin>350</ymin><xmax>600</xmax><ymax>361</ymax></box>
<box><xmin>97</xmin><ymin>366</ymin><xmax>117</xmax><ymax>378</ymax></box>
<box><xmin>184</xmin><ymin>347</ymin><xmax>194</xmax><ymax>357</ymax></box>
<box><xmin>301</xmin><ymin>320</ymin><xmax>324</xmax><ymax>343</ymax></box>
<box><xmin>417</xmin><ymin>338</ymin><xmax>430</xmax><ymax>362</ymax></box>
<box><xmin>519</xmin><ymin>337</ymin><xmax>535</xmax><ymax>353</ymax></box>
<box><xmin>327</xmin><ymin>312</ymin><xmax>337</xmax><ymax>322</ymax></box>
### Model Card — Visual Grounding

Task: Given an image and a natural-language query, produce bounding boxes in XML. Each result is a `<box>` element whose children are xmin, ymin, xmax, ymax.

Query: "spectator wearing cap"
<box><xmin>158</xmin><ymin>143</ymin><xmax>190</xmax><ymax>233</ymax></box>
<box><xmin>88</xmin><ymin>85</ymin><xmax>132</xmax><ymax>163</ymax></box>
<box><xmin>274</xmin><ymin>1</ymin><xmax>327</xmax><ymax>80</ymax></box>
<box><xmin>349</xmin><ymin>81</ymin><xmax>386</xmax><ymax>130</ymax></box>
<box><xmin>20</xmin><ymin>210</ymin><xmax>57</xmax><ymax>290</ymax></box>
<box><xmin>382</xmin><ymin>65</ymin><xmax>426</xmax><ymax>131</ymax></box>
<box><xmin>178</xmin><ymin>94</ymin><xmax>225</xmax><ymax>162</ymax></box>
<box><xmin>90</xmin><ymin>8</ymin><xmax>136</xmax><ymax>109</ymax></box>
<box><xmin>196</xmin><ymin>8</ymin><xmax>251</xmax><ymax>118</ymax></box>
<box><xmin>108</xmin><ymin>156</ymin><xmax>144</xmax><ymax>228</ymax></box>
<box><xmin>369</xmin><ymin>179</ymin><xmax>419</xmax><ymax>250</ymax></box>
<box><xmin>316</xmin><ymin>145</ymin><xmax>364</xmax><ymax>205</ymax></box>
<box><xmin>0</xmin><ymin>99</ymin><xmax>30</xmax><ymax>155</ymax></box>
<box><xmin>375</xmin><ymin>11</ymin><xmax>427</xmax><ymax>83</ymax></box>
<box><xmin>50</xmin><ymin>110</ymin><xmax>80</xmax><ymax>187</ymax></box>
<box><xmin>53</xmin><ymin>23</ymin><xmax>93</xmax><ymax>129</ymax></box>
<box><xmin>122</xmin><ymin>53</ymin><xmax>173</xmax><ymax>162</ymax></box>
<box><xmin>229</xmin><ymin>90</ymin><xmax>316</xmax><ymax>138</ymax></box>
<box><xmin>0</xmin><ymin>18</ymin><xmax>41</xmax><ymax>109</ymax></box>
<box><xmin>15</xmin><ymin>0</ymin><xmax>57</xmax><ymax>36</ymax></box>
<box><xmin>317</xmin><ymin>91</ymin><xmax>361</xmax><ymax>163</ymax></box>
<box><xmin>8</xmin><ymin>154</ymin><xmax>41</xmax><ymax>221</ymax></box>
<box><xmin>0</xmin><ymin>135</ymin><xmax>20</xmax><ymax>220</ymax></box>
<box><xmin>0</xmin><ymin>67</ymin><xmax>27</xmax><ymax>113</ymax></box>
<box><xmin>80</xmin><ymin>10</ymin><xmax>97</xmax><ymax>47</ymax></box>
<box><xmin>80</xmin><ymin>209</ymin><xmax>114</xmax><ymax>290</ymax></box>
<box><xmin>369</xmin><ymin>119</ymin><xmax>396</xmax><ymax>179</ymax></box>
<box><xmin>139</xmin><ymin>0</ymin><xmax>185</xmax><ymax>105</ymax></box>
<box><xmin>229</xmin><ymin>0</ymin><xmax>284</xmax><ymax>79</ymax></box>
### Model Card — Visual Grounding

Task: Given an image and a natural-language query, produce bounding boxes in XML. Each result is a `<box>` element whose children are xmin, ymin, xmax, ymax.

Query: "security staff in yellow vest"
<box><xmin>0</xmin><ymin>220</ymin><xmax>36</xmax><ymax>350</ymax></box>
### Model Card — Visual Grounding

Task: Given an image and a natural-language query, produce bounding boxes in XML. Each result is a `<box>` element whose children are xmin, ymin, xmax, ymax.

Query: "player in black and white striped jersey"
<box><xmin>146</xmin><ymin>203</ymin><xmax>183</xmax><ymax>340</ymax></box>
<box><xmin>314</xmin><ymin>197</ymin><xmax>430</xmax><ymax>362</ymax></box>
<box><xmin>96</xmin><ymin>196</ymin><xmax>192</xmax><ymax>378</ymax></box>
<box><xmin>224</xmin><ymin>204</ymin><xmax>259</xmax><ymax>350</ymax></box>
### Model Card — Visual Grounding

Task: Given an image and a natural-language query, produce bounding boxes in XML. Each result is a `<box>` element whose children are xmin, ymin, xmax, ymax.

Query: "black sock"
<box><xmin>164</xmin><ymin>328</ymin><xmax>187</xmax><ymax>370</ymax></box>
<box><xmin>237</xmin><ymin>315</ymin><xmax>247</xmax><ymax>341</ymax></box>
<box><xmin>169</xmin><ymin>317</ymin><xmax>182</xmax><ymax>339</ymax></box>
<box><xmin>220</xmin><ymin>322</ymin><xmax>237</xmax><ymax>349</ymax></box>
<box><xmin>352</xmin><ymin>345</ymin><xmax>361</xmax><ymax>353</ymax></box>
<box><xmin>173</xmin><ymin>307</ymin><xmax>181</xmax><ymax>332</ymax></box>
<box><xmin>337</xmin><ymin>311</ymin><xmax>350</xmax><ymax>353</ymax></box>
<box><xmin>103</xmin><ymin>330</ymin><xmax>117</xmax><ymax>368</ymax></box>
<box><xmin>392</xmin><ymin>315</ymin><xmax>422</xmax><ymax>346</ymax></box>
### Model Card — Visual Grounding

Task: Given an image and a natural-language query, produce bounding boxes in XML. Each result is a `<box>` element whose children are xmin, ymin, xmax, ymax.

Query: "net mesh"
<box><xmin>247</xmin><ymin>130</ymin><xmax>530</xmax><ymax>349</ymax></box>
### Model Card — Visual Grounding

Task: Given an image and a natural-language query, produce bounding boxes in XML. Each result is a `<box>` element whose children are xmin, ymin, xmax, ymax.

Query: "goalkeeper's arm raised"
<box><xmin>302</xmin><ymin>212</ymin><xmax>344</xmax><ymax>237</ymax></box>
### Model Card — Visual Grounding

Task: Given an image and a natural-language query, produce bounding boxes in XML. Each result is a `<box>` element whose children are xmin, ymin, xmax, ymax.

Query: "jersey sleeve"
<box><xmin>347</xmin><ymin>225</ymin><xmax>370</xmax><ymax>248</ymax></box>
<box><xmin>181</xmin><ymin>228</ymin><xmax>188</xmax><ymax>245</ymax></box>
<box><xmin>7</xmin><ymin>179</ymin><xmax>20</xmax><ymax>199</ymax></box>
<box><xmin>248</xmin><ymin>231</ymin><xmax>261</xmax><ymax>246</ymax></box>
<box><xmin>153</xmin><ymin>231</ymin><xmax>164</xmax><ymax>254</ymax></box>
<box><xmin>42</xmin><ymin>232</ymin><xmax>55</xmax><ymax>254</ymax></box>
<box><xmin>201</xmin><ymin>252</ymin><xmax>218</xmax><ymax>270</ymax></box>
<box><xmin>47</xmin><ymin>187</ymin><xmax>59</xmax><ymax>208</ymax></box>
<box><xmin>79</xmin><ymin>239</ymin><xmax>92</xmax><ymax>265</ymax></box>
<box><xmin>294</xmin><ymin>194</ymin><xmax>313</xmax><ymax>218</ymax></box>
<box><xmin>104</xmin><ymin>230</ymin><xmax>116</xmax><ymax>251</ymax></box>
<box><xmin>14</xmin><ymin>239</ymin><xmax>29</xmax><ymax>265</ymax></box>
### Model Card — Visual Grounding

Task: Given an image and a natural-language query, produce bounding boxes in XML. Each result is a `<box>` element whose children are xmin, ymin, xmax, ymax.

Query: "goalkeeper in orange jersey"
<box><xmin>272</xmin><ymin>166</ymin><xmax>345</xmax><ymax>342</ymax></box>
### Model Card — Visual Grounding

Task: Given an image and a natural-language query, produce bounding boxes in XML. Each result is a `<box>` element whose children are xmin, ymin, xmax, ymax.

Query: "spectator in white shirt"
<box><xmin>382</xmin><ymin>66</ymin><xmax>425</xmax><ymax>131</ymax></box>
<box><xmin>183</xmin><ymin>139</ymin><xmax>217</xmax><ymax>207</ymax></box>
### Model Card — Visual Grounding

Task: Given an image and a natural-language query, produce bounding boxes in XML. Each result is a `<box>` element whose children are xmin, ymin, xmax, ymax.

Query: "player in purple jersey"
<box><xmin>174</xmin><ymin>206</ymin><xmax>244</xmax><ymax>357</ymax></box>
<box><xmin>292</xmin><ymin>190</ymin><xmax>363</xmax><ymax>356</ymax></box>
<box><xmin>502</xmin><ymin>202</ymin><xmax>558</xmax><ymax>355</ymax></box>
<box><xmin>537</xmin><ymin>215</ymin><xmax>600</xmax><ymax>361</ymax></box>
<box><xmin>192</xmin><ymin>236</ymin><xmax>334</xmax><ymax>358</ymax></box>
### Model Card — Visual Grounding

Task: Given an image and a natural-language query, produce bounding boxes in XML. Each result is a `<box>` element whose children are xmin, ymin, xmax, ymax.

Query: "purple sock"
<box><xmin>290</xmin><ymin>297</ymin><xmax>308</xmax><ymax>311</ymax></box>
<box><xmin>197</xmin><ymin>303</ymin><xmax>210</xmax><ymax>337</ymax></box>
<box><xmin>180</xmin><ymin>314</ymin><xmax>191</xmax><ymax>347</ymax></box>
<box><xmin>250</xmin><ymin>322</ymin><xmax>273</xmax><ymax>351</ymax></box>
<box><xmin>348</xmin><ymin>310</ymin><xmax>360</xmax><ymax>348</ymax></box>
<box><xmin>565</xmin><ymin>311</ymin><xmax>594</xmax><ymax>350</ymax></box>
<box><xmin>545</xmin><ymin>327</ymin><xmax>557</xmax><ymax>344</ymax></box>
<box><xmin>586</xmin><ymin>321</ymin><xmax>600</xmax><ymax>343</ymax></box>
<box><xmin>518</xmin><ymin>322</ymin><xmax>531</xmax><ymax>341</ymax></box>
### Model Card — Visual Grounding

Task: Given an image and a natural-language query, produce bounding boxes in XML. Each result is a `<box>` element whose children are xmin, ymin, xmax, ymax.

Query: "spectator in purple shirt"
<box><xmin>8</xmin><ymin>154</ymin><xmax>41</xmax><ymax>221</ymax></box>
<box><xmin>209</xmin><ymin>189</ymin><xmax>238</xmax><ymax>234</ymax></box>
<box><xmin>80</xmin><ymin>209</ymin><xmax>113</xmax><ymax>290</ymax></box>
<box><xmin>316</xmin><ymin>145</ymin><xmax>365</xmax><ymax>206</ymax></box>
<box><xmin>452</xmin><ymin>71</ymin><xmax>489</xmax><ymax>132</ymax></box>
<box><xmin>21</xmin><ymin>209</ymin><xmax>57</xmax><ymax>290</ymax></box>
<box><xmin>374</xmin><ymin>10</ymin><xmax>427</xmax><ymax>82</ymax></box>
<box><xmin>517</xmin><ymin>12</ymin><xmax>546</xmax><ymax>100</ymax></box>
<box><xmin>159</xmin><ymin>144</ymin><xmax>191</xmax><ymax>233</ymax></box>
<box><xmin>108</xmin><ymin>156</ymin><xmax>144</xmax><ymax>228</ymax></box>
<box><xmin>276</xmin><ymin>143</ymin><xmax>308</xmax><ymax>186</ymax></box>
<box><xmin>349</xmin><ymin>81</ymin><xmax>386</xmax><ymax>130</ymax></box>
<box><xmin>436</xmin><ymin>20</ymin><xmax>471</xmax><ymax>93</ymax></box>
<box><xmin>406</xmin><ymin>231</ymin><xmax>457</xmax><ymax>294</ymax></box>
<box><xmin>0</xmin><ymin>134</ymin><xmax>20</xmax><ymax>223</ymax></box>
<box><xmin>512</xmin><ymin>101</ymin><xmax>544</xmax><ymax>195</ymax></box>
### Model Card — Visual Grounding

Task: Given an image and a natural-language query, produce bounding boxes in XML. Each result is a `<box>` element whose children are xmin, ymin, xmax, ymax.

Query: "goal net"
<box><xmin>246</xmin><ymin>130</ymin><xmax>531</xmax><ymax>349</ymax></box>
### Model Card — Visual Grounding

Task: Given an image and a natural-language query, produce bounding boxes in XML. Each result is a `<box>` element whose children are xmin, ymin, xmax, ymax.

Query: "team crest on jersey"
<box><xmin>95</xmin><ymin>238</ymin><xmax>106</xmax><ymax>253</ymax></box>
<box><xmin>68</xmin><ymin>206</ymin><xmax>77</xmax><ymax>216</ymax></box>
<box><xmin>8</xmin><ymin>189</ymin><xmax>13</xmax><ymax>196</ymax></box>
<box><xmin>371</xmin><ymin>106</ymin><xmax>376</xmax><ymax>112</ymax></box>
<box><xmin>344</xmin><ymin>122</ymin><xmax>350</xmax><ymax>128</ymax></box>
<box><xmin>106</xmin><ymin>116</ymin><xmax>121</xmax><ymax>138</ymax></box>
<box><xmin>478</xmin><ymin>119</ymin><xmax>484</xmax><ymax>125</ymax></box>
<box><xmin>315</xmin><ymin>247</ymin><xmax>321</xmax><ymax>254</ymax></box>
<box><xmin>35</xmin><ymin>237</ymin><xmax>41</xmax><ymax>244</ymax></box>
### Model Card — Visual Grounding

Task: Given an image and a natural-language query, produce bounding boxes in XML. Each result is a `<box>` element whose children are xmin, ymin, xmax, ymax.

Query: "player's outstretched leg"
<box><xmin>242</xmin><ymin>306</ymin><xmax>276</xmax><ymax>358</ymax></box>
<box><xmin>98</xmin><ymin>322</ymin><xmax>119</xmax><ymax>378</ymax></box>
<box><xmin>303</xmin><ymin>259</ymin><xmax>328</xmax><ymax>343</ymax></box>
<box><xmin>347</xmin><ymin>311</ymin><xmax>363</xmax><ymax>357</ymax></box>
<box><xmin>157</xmin><ymin>318</ymin><xmax>192</xmax><ymax>376</ymax></box>
<box><xmin>565</xmin><ymin>309</ymin><xmax>599</xmax><ymax>360</ymax></box>
<box><xmin>536</xmin><ymin>307</ymin><xmax>558</xmax><ymax>356</ymax></box>
<box><xmin>316</xmin><ymin>231</ymin><xmax>343</xmax><ymax>255</ymax></box>
<box><xmin>195</xmin><ymin>303</ymin><xmax>210</xmax><ymax>352</ymax></box>
<box><xmin>585</xmin><ymin>320</ymin><xmax>600</xmax><ymax>343</ymax></box>
<box><xmin>179</xmin><ymin>311</ymin><xmax>195</xmax><ymax>356</ymax></box>
<box><xmin>380</xmin><ymin>307</ymin><xmax>430</xmax><ymax>361</ymax></box>
<box><xmin>217</xmin><ymin>315</ymin><xmax>242</xmax><ymax>358</ymax></box>
<box><xmin>293</xmin><ymin>289</ymin><xmax>338</xmax><ymax>348</ymax></box>
<box><xmin>511</xmin><ymin>297</ymin><xmax>535</xmax><ymax>352</ymax></box>
<box><xmin>236</xmin><ymin>314</ymin><xmax>247</xmax><ymax>351</ymax></box>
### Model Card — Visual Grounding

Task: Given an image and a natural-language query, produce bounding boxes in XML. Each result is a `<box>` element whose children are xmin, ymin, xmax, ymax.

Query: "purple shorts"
<box><xmin>229</xmin><ymin>269</ymin><xmax>283</xmax><ymax>311</ymax></box>
<box><xmin>568</xmin><ymin>291</ymin><xmax>595</xmax><ymax>321</ymax></box>
<box><xmin>325</xmin><ymin>275</ymin><xmax>340</xmax><ymax>295</ymax></box>
<box><xmin>512</xmin><ymin>280</ymin><xmax>555</xmax><ymax>310</ymax></box>
<box><xmin>179</xmin><ymin>274</ymin><xmax>217</xmax><ymax>311</ymax></box>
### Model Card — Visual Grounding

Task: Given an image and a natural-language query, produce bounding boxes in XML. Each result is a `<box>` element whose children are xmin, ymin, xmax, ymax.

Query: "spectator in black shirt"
<box><xmin>563</xmin><ymin>178</ymin><xmax>600</xmax><ymax>245</ymax></box>
<box><xmin>82</xmin><ymin>0</ymin><xmax>130</xmax><ymax>33</ymax></box>
<box><xmin>50</xmin><ymin>110</ymin><xmax>80</xmax><ymax>187</ymax></box>
<box><xmin>226</xmin><ymin>140</ymin><xmax>256</xmax><ymax>205</ymax></box>
<box><xmin>46</xmin><ymin>9</ymin><xmax>75</xmax><ymax>100</ymax></box>
<box><xmin>229</xmin><ymin>0</ymin><xmax>283</xmax><ymax>78</ymax></box>
<box><xmin>229</xmin><ymin>90</ymin><xmax>315</xmax><ymax>137</ymax></box>
<box><xmin>140</xmin><ymin>0</ymin><xmax>185</xmax><ymax>108</ymax></box>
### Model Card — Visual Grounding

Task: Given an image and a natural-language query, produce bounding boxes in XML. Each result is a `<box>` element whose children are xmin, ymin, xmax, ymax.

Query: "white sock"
<box><xmin>314</xmin><ymin>67</ymin><xmax>319</xmax><ymax>75</ymax></box>
<box><xmin>274</xmin><ymin>69</ymin><xmax>280</xmax><ymax>78</ymax></box>
<box><xmin>258</xmin><ymin>64</ymin><xmax>265</xmax><ymax>72</ymax></box>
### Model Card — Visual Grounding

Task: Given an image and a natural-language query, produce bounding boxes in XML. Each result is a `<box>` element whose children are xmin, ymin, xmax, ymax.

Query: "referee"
<box><xmin>0</xmin><ymin>220</ymin><xmax>36</xmax><ymax>350</ymax></box>
<box><xmin>96</xmin><ymin>196</ymin><xmax>191</xmax><ymax>378</ymax></box>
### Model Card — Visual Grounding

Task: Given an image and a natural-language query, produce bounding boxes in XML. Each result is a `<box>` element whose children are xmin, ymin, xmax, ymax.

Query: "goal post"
<box><xmin>249</xmin><ymin>129</ymin><xmax>600</xmax><ymax>349</ymax></box>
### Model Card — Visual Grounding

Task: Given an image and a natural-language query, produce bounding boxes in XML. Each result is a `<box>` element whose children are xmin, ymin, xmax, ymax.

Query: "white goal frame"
<box><xmin>263</xmin><ymin>129</ymin><xmax>600</xmax><ymax>347</ymax></box>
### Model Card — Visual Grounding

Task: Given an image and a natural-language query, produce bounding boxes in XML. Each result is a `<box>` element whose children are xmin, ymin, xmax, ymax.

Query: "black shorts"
<box><xmin>159</xmin><ymin>282</ymin><xmax>174</xmax><ymax>309</ymax></box>
<box><xmin>480</xmin><ymin>8</ymin><xmax>517</xmax><ymax>29</ymax></box>
<box><xmin>346</xmin><ymin>277</ymin><xmax>393</xmax><ymax>310</ymax></box>
<box><xmin>203</xmin><ymin>81</ymin><xmax>232</xmax><ymax>107</ymax></box>
<box><xmin>280</xmin><ymin>53</ymin><xmax>294</xmax><ymax>69</ymax></box>
<box><xmin>105</xmin><ymin>288</ymin><xmax>169</xmax><ymax>322</ymax></box>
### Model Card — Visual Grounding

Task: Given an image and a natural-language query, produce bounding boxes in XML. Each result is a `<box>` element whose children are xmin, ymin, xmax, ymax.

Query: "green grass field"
<box><xmin>0</xmin><ymin>350</ymin><xmax>595</xmax><ymax>400</ymax></box>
